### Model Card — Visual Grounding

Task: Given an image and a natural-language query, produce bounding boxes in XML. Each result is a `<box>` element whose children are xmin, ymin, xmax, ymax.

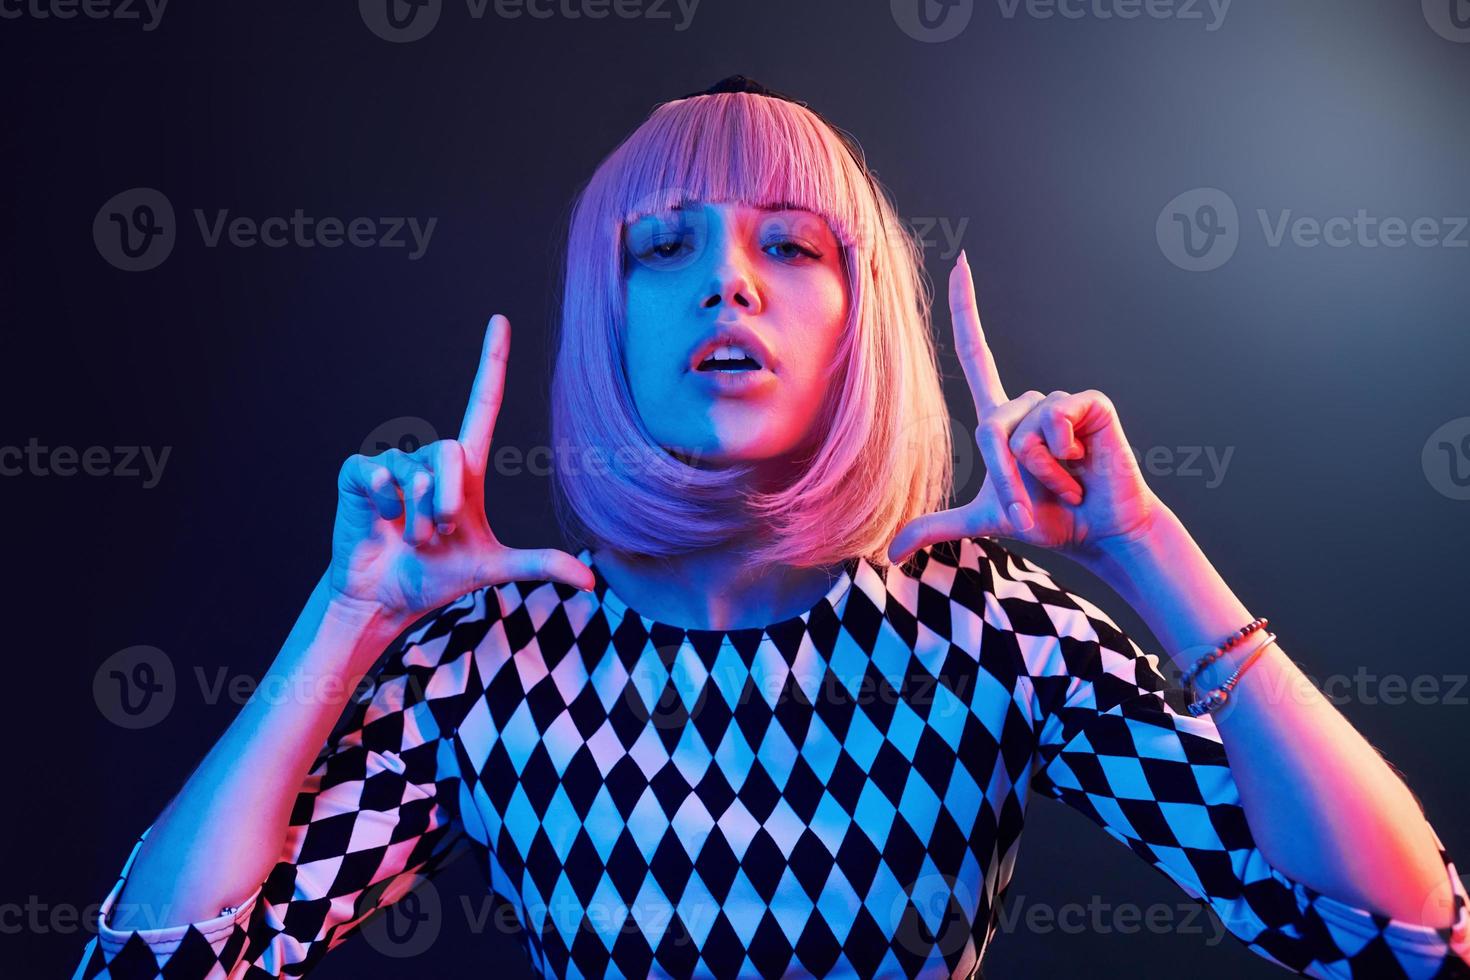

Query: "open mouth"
<box><xmin>695</xmin><ymin>345</ymin><xmax>764</xmax><ymax>372</ymax></box>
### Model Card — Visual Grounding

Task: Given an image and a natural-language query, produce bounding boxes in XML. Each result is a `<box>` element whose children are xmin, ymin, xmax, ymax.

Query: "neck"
<box><xmin>590</xmin><ymin>543</ymin><xmax>849</xmax><ymax>632</ymax></box>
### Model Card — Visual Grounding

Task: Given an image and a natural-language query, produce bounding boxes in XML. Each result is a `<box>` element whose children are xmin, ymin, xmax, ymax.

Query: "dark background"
<box><xmin>4</xmin><ymin>1</ymin><xmax>1468</xmax><ymax>977</ymax></box>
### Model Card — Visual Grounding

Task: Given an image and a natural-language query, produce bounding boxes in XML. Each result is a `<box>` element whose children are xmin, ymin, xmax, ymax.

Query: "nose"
<box><xmin>701</xmin><ymin>236</ymin><xmax>761</xmax><ymax>314</ymax></box>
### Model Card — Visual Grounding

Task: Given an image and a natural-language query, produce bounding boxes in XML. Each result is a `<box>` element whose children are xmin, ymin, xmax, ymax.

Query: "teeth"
<box><xmin>700</xmin><ymin>343</ymin><xmax>761</xmax><ymax>369</ymax></box>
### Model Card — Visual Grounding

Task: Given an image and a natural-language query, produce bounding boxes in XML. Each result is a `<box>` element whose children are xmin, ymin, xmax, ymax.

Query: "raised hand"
<box><xmin>329</xmin><ymin>314</ymin><xmax>596</xmax><ymax>618</ymax></box>
<box><xmin>888</xmin><ymin>251</ymin><xmax>1163</xmax><ymax>565</ymax></box>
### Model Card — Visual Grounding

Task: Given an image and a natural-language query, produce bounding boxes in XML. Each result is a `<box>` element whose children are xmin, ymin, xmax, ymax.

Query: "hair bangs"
<box><xmin>608</xmin><ymin>93</ymin><xmax>875</xmax><ymax>255</ymax></box>
<box><xmin>549</xmin><ymin>88</ymin><xmax>954</xmax><ymax>573</ymax></box>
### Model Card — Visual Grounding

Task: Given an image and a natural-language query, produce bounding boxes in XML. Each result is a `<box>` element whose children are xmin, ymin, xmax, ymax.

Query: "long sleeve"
<box><xmin>73</xmin><ymin>589</ymin><xmax>484</xmax><ymax>980</ymax></box>
<box><xmin>963</xmin><ymin>535</ymin><xmax>1470</xmax><ymax>978</ymax></box>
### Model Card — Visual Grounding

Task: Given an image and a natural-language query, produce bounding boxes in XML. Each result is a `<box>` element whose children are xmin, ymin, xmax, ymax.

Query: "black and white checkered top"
<box><xmin>76</xmin><ymin>536</ymin><xmax>1470</xmax><ymax>979</ymax></box>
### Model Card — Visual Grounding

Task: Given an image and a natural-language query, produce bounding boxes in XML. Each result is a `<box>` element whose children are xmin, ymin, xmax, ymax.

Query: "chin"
<box><xmin>668</xmin><ymin>440</ymin><xmax>813</xmax><ymax>485</ymax></box>
<box><xmin>662</xmin><ymin>435</ymin><xmax>770</xmax><ymax>465</ymax></box>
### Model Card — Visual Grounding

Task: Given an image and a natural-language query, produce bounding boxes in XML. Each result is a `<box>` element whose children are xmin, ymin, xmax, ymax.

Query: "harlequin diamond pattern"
<box><xmin>76</xmin><ymin>537</ymin><xmax>1470</xmax><ymax>979</ymax></box>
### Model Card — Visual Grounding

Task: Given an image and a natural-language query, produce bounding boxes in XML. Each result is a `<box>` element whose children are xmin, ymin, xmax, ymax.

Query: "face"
<box><xmin>621</xmin><ymin>200</ymin><xmax>849</xmax><ymax>480</ymax></box>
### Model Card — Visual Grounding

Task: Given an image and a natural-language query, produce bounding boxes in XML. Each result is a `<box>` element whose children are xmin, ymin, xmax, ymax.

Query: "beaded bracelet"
<box><xmin>1177</xmin><ymin>617</ymin><xmax>1268</xmax><ymax>691</ymax></box>
<box><xmin>1186</xmin><ymin>632</ymin><xmax>1276</xmax><ymax>716</ymax></box>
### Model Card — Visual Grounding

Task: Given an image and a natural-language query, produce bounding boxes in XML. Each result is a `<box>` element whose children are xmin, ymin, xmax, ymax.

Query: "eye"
<box><xmin>764</xmin><ymin>239</ymin><xmax>821</xmax><ymax>261</ymax></box>
<box><xmin>630</xmin><ymin>231</ymin><xmax>695</xmax><ymax>262</ymax></box>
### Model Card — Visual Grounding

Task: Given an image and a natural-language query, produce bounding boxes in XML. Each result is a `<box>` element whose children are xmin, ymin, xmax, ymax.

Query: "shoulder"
<box><xmin>398</xmin><ymin>586</ymin><xmax>501</xmax><ymax>664</ymax></box>
<box><xmin>904</xmin><ymin>534</ymin><xmax>1144</xmax><ymax>655</ymax></box>
<box><xmin>394</xmin><ymin>576</ymin><xmax>599</xmax><ymax>691</ymax></box>
<box><xmin>364</xmin><ymin>585</ymin><xmax>510</xmax><ymax>714</ymax></box>
<box><xmin>902</xmin><ymin>533</ymin><xmax>1068</xmax><ymax>602</ymax></box>
<box><xmin>354</xmin><ymin>580</ymin><xmax>561</xmax><ymax>743</ymax></box>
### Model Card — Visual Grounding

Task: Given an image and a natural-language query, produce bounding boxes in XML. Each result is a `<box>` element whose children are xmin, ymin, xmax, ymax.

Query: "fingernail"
<box><xmin>436</xmin><ymin>521</ymin><xmax>456</xmax><ymax>536</ymax></box>
<box><xmin>959</xmin><ymin>248</ymin><xmax>969</xmax><ymax>267</ymax></box>
<box><xmin>1009</xmin><ymin>502</ymin><xmax>1034</xmax><ymax>531</ymax></box>
<box><xmin>1063</xmin><ymin>491</ymin><xmax>1082</xmax><ymax>506</ymax></box>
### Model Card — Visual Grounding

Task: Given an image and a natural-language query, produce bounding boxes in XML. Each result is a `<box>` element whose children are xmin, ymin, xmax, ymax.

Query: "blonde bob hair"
<box><xmin>549</xmin><ymin>88</ymin><xmax>953</xmax><ymax>572</ymax></box>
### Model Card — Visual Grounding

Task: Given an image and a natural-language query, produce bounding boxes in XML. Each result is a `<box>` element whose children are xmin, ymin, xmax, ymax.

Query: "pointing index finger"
<box><xmin>458</xmin><ymin>314</ymin><xmax>509</xmax><ymax>470</ymax></box>
<box><xmin>950</xmin><ymin>250</ymin><xmax>1009</xmax><ymax>415</ymax></box>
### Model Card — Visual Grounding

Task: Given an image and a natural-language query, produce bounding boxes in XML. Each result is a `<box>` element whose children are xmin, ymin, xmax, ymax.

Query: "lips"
<box><xmin>690</xmin><ymin>363</ymin><xmax>775</xmax><ymax>396</ymax></box>
<box><xmin>696</xmin><ymin>345</ymin><xmax>762</xmax><ymax>371</ymax></box>
<box><xmin>687</xmin><ymin>321</ymin><xmax>776</xmax><ymax>375</ymax></box>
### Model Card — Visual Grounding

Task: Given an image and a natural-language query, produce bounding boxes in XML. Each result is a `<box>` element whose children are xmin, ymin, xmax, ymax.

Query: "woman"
<box><xmin>76</xmin><ymin>76</ymin><xmax>1469</xmax><ymax>979</ymax></box>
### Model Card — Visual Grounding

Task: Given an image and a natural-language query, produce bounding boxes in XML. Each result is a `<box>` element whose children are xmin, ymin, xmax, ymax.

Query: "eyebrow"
<box><xmin>663</xmin><ymin>200</ymin><xmax>813</xmax><ymax>214</ymax></box>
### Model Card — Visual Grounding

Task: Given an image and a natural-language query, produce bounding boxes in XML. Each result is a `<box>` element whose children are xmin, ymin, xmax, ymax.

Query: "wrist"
<box><xmin>267</xmin><ymin>573</ymin><xmax>417</xmax><ymax>698</ymax></box>
<box><xmin>1072</xmin><ymin>498</ymin><xmax>1182</xmax><ymax>589</ymax></box>
<box><xmin>1069</xmin><ymin>503</ymin><xmax>1256</xmax><ymax>666</ymax></box>
<box><xmin>317</xmin><ymin>575</ymin><xmax>412</xmax><ymax>650</ymax></box>
<box><xmin>325</xmin><ymin>596</ymin><xmax>409</xmax><ymax>643</ymax></box>
<box><xmin>1189</xmin><ymin>629</ymin><xmax>1278</xmax><ymax>693</ymax></box>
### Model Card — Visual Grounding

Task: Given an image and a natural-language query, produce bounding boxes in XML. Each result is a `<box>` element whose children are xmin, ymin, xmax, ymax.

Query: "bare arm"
<box><xmin>95</xmin><ymin>314</ymin><xmax>594</xmax><ymax>942</ymax></box>
<box><xmin>104</xmin><ymin>572</ymin><xmax>408</xmax><ymax>931</ymax></box>
<box><xmin>1073</xmin><ymin>503</ymin><xmax>1460</xmax><ymax>928</ymax></box>
<box><xmin>889</xmin><ymin>251</ymin><xmax>1464</xmax><ymax>937</ymax></box>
